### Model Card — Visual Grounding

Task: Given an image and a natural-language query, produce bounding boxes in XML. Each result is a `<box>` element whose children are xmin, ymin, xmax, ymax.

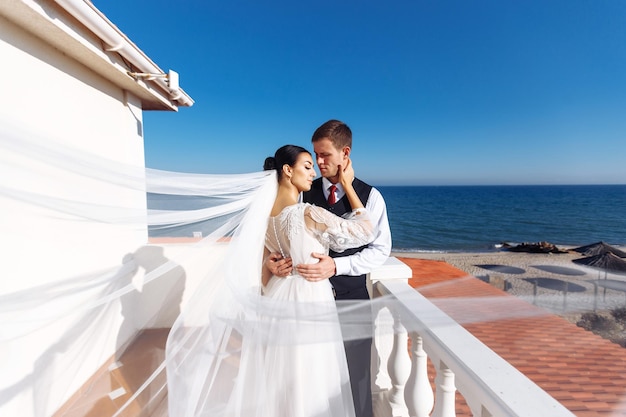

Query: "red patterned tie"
<box><xmin>328</xmin><ymin>185</ymin><xmax>337</xmax><ymax>205</ymax></box>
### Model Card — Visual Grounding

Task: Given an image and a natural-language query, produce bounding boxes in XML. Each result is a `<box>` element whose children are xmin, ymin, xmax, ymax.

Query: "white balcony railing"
<box><xmin>368</xmin><ymin>257</ymin><xmax>575</xmax><ymax>417</ymax></box>
<box><xmin>155</xmin><ymin>243</ymin><xmax>575</xmax><ymax>417</ymax></box>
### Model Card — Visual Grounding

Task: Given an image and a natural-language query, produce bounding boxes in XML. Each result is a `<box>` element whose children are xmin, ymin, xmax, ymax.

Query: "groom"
<box><xmin>297</xmin><ymin>119</ymin><xmax>392</xmax><ymax>417</ymax></box>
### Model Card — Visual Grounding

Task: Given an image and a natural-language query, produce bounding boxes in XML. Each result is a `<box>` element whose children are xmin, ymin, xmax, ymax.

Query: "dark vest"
<box><xmin>302</xmin><ymin>178</ymin><xmax>372</xmax><ymax>299</ymax></box>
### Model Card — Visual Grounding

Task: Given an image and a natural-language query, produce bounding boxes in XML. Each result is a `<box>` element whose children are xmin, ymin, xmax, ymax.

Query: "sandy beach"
<box><xmin>392</xmin><ymin>248</ymin><xmax>626</xmax><ymax>318</ymax></box>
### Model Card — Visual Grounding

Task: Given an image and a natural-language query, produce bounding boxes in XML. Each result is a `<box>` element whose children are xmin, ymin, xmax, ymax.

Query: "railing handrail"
<box><xmin>375</xmin><ymin>278</ymin><xmax>575</xmax><ymax>416</ymax></box>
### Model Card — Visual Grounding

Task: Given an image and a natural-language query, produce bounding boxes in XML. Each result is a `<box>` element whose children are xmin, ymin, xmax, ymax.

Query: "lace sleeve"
<box><xmin>305</xmin><ymin>204</ymin><xmax>375</xmax><ymax>253</ymax></box>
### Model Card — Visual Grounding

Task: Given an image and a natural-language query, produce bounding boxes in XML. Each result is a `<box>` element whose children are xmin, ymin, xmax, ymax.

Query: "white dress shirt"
<box><xmin>321</xmin><ymin>177</ymin><xmax>392</xmax><ymax>276</ymax></box>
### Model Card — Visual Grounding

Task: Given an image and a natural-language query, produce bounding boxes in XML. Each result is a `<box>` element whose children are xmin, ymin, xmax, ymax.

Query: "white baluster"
<box><xmin>479</xmin><ymin>405</ymin><xmax>493</xmax><ymax>417</ymax></box>
<box><xmin>387</xmin><ymin>310</ymin><xmax>410</xmax><ymax>416</ymax></box>
<box><xmin>432</xmin><ymin>360</ymin><xmax>456</xmax><ymax>417</ymax></box>
<box><xmin>405</xmin><ymin>333</ymin><xmax>433</xmax><ymax>417</ymax></box>
<box><xmin>372</xmin><ymin>305</ymin><xmax>393</xmax><ymax>417</ymax></box>
<box><xmin>465</xmin><ymin>397</ymin><xmax>488</xmax><ymax>417</ymax></box>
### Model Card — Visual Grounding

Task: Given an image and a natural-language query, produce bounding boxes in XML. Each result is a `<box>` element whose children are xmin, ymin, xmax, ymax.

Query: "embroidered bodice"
<box><xmin>265</xmin><ymin>203</ymin><xmax>373</xmax><ymax>266</ymax></box>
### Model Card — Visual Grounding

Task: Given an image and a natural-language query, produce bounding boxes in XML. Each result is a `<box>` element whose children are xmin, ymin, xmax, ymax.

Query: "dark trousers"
<box><xmin>344</xmin><ymin>337</ymin><xmax>373</xmax><ymax>417</ymax></box>
<box><xmin>335</xmin><ymin>286</ymin><xmax>373</xmax><ymax>417</ymax></box>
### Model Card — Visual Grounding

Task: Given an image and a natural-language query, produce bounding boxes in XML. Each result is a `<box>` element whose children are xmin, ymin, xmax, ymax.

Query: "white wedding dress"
<box><xmin>259</xmin><ymin>202</ymin><xmax>374</xmax><ymax>417</ymax></box>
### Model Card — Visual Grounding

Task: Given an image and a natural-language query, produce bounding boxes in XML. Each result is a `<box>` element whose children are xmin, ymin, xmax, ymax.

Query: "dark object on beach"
<box><xmin>573</xmin><ymin>252</ymin><xmax>626</xmax><ymax>277</ymax></box>
<box><xmin>476</xmin><ymin>264</ymin><xmax>526</xmax><ymax>274</ymax></box>
<box><xmin>573</xmin><ymin>241</ymin><xmax>626</xmax><ymax>258</ymax></box>
<box><xmin>523</xmin><ymin>277</ymin><xmax>586</xmax><ymax>292</ymax></box>
<box><xmin>524</xmin><ymin>277</ymin><xmax>586</xmax><ymax>312</ymax></box>
<box><xmin>505</xmin><ymin>241</ymin><xmax>567</xmax><ymax>254</ymax></box>
<box><xmin>531</xmin><ymin>265</ymin><xmax>587</xmax><ymax>276</ymax></box>
<box><xmin>476</xmin><ymin>274</ymin><xmax>511</xmax><ymax>291</ymax></box>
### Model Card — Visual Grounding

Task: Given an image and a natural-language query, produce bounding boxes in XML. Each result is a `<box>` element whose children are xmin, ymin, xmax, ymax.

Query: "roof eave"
<box><xmin>0</xmin><ymin>0</ymin><xmax>194</xmax><ymax>111</ymax></box>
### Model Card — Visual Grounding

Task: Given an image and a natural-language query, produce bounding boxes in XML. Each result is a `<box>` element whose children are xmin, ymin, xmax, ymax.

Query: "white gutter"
<box><xmin>53</xmin><ymin>0</ymin><xmax>193</xmax><ymax>107</ymax></box>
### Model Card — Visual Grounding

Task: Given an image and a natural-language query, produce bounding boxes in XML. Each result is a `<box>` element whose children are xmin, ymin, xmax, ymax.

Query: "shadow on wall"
<box><xmin>111</xmin><ymin>245</ymin><xmax>186</xmax><ymax>416</ymax></box>
<box><xmin>117</xmin><ymin>245</ymin><xmax>186</xmax><ymax>353</ymax></box>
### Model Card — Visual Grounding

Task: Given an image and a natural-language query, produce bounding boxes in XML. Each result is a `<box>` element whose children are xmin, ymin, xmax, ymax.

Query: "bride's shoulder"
<box><xmin>302</xmin><ymin>203</ymin><xmax>330</xmax><ymax>219</ymax></box>
<box><xmin>272</xmin><ymin>203</ymin><xmax>304</xmax><ymax>219</ymax></box>
<box><xmin>300</xmin><ymin>202</ymin><xmax>317</xmax><ymax>212</ymax></box>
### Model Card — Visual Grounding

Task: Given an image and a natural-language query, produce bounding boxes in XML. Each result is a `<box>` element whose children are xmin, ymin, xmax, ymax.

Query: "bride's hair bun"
<box><xmin>263</xmin><ymin>156</ymin><xmax>277</xmax><ymax>171</ymax></box>
<box><xmin>264</xmin><ymin>145</ymin><xmax>309</xmax><ymax>180</ymax></box>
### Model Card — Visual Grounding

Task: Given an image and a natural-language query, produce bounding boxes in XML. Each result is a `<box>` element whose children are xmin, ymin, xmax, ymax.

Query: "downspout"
<box><xmin>52</xmin><ymin>0</ymin><xmax>193</xmax><ymax>107</ymax></box>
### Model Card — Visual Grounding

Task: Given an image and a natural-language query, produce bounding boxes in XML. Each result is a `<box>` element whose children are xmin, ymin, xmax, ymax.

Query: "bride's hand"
<box><xmin>337</xmin><ymin>158</ymin><xmax>355</xmax><ymax>189</ymax></box>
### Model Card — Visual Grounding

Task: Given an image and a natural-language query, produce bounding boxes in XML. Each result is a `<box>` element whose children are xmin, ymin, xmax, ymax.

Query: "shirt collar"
<box><xmin>321</xmin><ymin>177</ymin><xmax>342</xmax><ymax>193</ymax></box>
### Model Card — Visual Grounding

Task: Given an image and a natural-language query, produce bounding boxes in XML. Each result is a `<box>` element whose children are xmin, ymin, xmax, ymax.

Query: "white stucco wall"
<box><xmin>0</xmin><ymin>12</ymin><xmax>149</xmax><ymax>416</ymax></box>
<box><xmin>1</xmin><ymin>13</ymin><xmax>148</xmax><ymax>287</ymax></box>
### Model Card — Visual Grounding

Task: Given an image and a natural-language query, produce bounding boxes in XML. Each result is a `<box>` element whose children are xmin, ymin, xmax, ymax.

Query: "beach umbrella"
<box><xmin>573</xmin><ymin>252</ymin><xmax>626</xmax><ymax>307</ymax></box>
<box><xmin>572</xmin><ymin>252</ymin><xmax>626</xmax><ymax>278</ymax></box>
<box><xmin>572</xmin><ymin>241</ymin><xmax>626</xmax><ymax>258</ymax></box>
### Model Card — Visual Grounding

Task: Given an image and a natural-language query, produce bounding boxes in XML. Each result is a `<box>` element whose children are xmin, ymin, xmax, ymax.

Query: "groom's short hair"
<box><xmin>312</xmin><ymin>119</ymin><xmax>352</xmax><ymax>149</ymax></box>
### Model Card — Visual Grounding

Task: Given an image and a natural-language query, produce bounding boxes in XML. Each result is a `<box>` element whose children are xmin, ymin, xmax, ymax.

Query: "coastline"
<box><xmin>392</xmin><ymin>248</ymin><xmax>626</xmax><ymax>317</ymax></box>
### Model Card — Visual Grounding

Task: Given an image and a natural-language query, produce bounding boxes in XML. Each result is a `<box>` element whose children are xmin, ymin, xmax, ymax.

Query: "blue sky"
<box><xmin>95</xmin><ymin>0</ymin><xmax>626</xmax><ymax>186</ymax></box>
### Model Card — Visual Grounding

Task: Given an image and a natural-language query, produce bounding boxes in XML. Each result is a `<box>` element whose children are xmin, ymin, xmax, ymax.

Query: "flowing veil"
<box><xmin>0</xmin><ymin>120</ymin><xmax>384</xmax><ymax>417</ymax></box>
<box><xmin>163</xmin><ymin>168</ymin><xmax>278</xmax><ymax>417</ymax></box>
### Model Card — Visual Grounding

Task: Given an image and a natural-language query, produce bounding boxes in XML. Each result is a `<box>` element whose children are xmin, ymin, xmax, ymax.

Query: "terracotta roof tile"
<box><xmin>399</xmin><ymin>257</ymin><xmax>626</xmax><ymax>417</ymax></box>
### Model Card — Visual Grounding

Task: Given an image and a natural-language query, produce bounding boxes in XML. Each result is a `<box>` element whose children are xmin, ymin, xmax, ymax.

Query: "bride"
<box><xmin>165</xmin><ymin>144</ymin><xmax>375</xmax><ymax>417</ymax></box>
<box><xmin>257</xmin><ymin>144</ymin><xmax>375</xmax><ymax>417</ymax></box>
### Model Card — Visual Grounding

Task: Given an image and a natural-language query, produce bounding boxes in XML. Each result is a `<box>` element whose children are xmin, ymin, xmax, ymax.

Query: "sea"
<box><xmin>378</xmin><ymin>184</ymin><xmax>626</xmax><ymax>253</ymax></box>
<box><xmin>148</xmin><ymin>184</ymin><xmax>626</xmax><ymax>253</ymax></box>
